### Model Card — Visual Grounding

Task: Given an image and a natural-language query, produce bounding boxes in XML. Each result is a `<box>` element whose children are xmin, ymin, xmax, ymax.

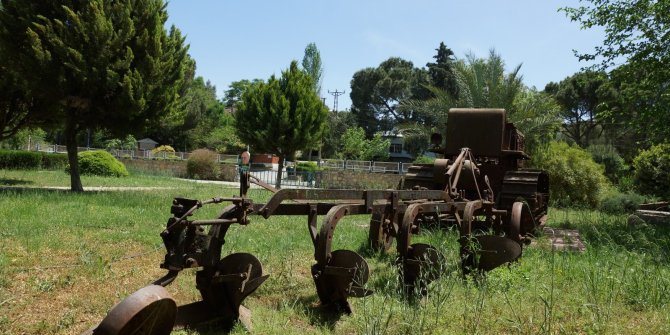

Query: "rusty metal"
<box><xmin>89</xmin><ymin>285</ymin><xmax>176</xmax><ymax>335</ymax></box>
<box><xmin>389</xmin><ymin>108</ymin><xmax>550</xmax><ymax>287</ymax></box>
<box><xmin>87</xmin><ymin>108</ymin><xmax>550</xmax><ymax>331</ymax></box>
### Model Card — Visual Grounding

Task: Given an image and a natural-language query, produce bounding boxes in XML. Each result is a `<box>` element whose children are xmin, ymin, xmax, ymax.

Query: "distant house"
<box><xmin>381</xmin><ymin>131</ymin><xmax>414</xmax><ymax>162</ymax></box>
<box><xmin>137</xmin><ymin>138</ymin><xmax>158</xmax><ymax>151</ymax></box>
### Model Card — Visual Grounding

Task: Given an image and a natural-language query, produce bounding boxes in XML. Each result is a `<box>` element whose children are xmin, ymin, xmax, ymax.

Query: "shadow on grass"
<box><xmin>0</xmin><ymin>178</ymin><xmax>34</xmax><ymax>186</ymax></box>
<box><xmin>296</xmin><ymin>295</ymin><xmax>342</xmax><ymax>331</ymax></box>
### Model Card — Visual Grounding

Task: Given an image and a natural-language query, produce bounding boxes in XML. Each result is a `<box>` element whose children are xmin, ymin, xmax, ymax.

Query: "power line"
<box><xmin>328</xmin><ymin>89</ymin><xmax>345</xmax><ymax>112</ymax></box>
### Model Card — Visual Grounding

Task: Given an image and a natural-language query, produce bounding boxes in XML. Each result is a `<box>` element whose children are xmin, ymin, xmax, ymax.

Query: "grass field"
<box><xmin>1</xmin><ymin>169</ymin><xmax>669</xmax><ymax>334</ymax></box>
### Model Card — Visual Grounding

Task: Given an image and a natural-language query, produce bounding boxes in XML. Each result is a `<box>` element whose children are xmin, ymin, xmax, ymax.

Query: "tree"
<box><xmin>455</xmin><ymin>50</ymin><xmax>524</xmax><ymax>112</ymax></box>
<box><xmin>337</xmin><ymin>127</ymin><xmax>390</xmax><ymax>161</ymax></box>
<box><xmin>562</xmin><ymin>0</ymin><xmax>670</xmax><ymax>143</ymax></box>
<box><xmin>236</xmin><ymin>61</ymin><xmax>328</xmax><ymax>189</ymax></box>
<box><xmin>426</xmin><ymin>42</ymin><xmax>459</xmax><ymax>99</ymax></box>
<box><xmin>301</xmin><ymin>43</ymin><xmax>323</xmax><ymax>95</ymax></box>
<box><xmin>0</xmin><ymin>0</ymin><xmax>190</xmax><ymax>191</ymax></box>
<box><xmin>223</xmin><ymin>79</ymin><xmax>262</xmax><ymax>110</ymax></box>
<box><xmin>0</xmin><ymin>66</ymin><xmax>38</xmax><ymax>141</ymax></box>
<box><xmin>544</xmin><ymin>71</ymin><xmax>616</xmax><ymax>147</ymax></box>
<box><xmin>398</xmin><ymin>49</ymin><xmax>528</xmax><ymax>154</ymax></box>
<box><xmin>350</xmin><ymin>57</ymin><xmax>430</xmax><ymax>136</ymax></box>
<box><xmin>511</xmin><ymin>88</ymin><xmax>562</xmax><ymax>155</ymax></box>
<box><xmin>321</xmin><ymin>111</ymin><xmax>357</xmax><ymax>158</ymax></box>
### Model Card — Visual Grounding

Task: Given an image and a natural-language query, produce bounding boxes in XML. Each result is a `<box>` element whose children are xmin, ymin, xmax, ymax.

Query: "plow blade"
<box><xmin>401</xmin><ymin>243</ymin><xmax>446</xmax><ymax>294</ymax></box>
<box><xmin>196</xmin><ymin>252</ymin><xmax>269</xmax><ymax>321</ymax></box>
<box><xmin>312</xmin><ymin>249</ymin><xmax>372</xmax><ymax>313</ymax></box>
<box><xmin>467</xmin><ymin>236</ymin><xmax>522</xmax><ymax>272</ymax></box>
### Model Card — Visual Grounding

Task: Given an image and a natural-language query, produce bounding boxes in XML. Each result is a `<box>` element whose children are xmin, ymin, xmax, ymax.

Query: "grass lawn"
<box><xmin>1</xmin><ymin>169</ymin><xmax>669</xmax><ymax>334</ymax></box>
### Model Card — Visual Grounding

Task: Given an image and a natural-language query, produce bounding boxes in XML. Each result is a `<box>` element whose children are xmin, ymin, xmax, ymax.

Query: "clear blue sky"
<box><xmin>165</xmin><ymin>0</ymin><xmax>601</xmax><ymax>111</ymax></box>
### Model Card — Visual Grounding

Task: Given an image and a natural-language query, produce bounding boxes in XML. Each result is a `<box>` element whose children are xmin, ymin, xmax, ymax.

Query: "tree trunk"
<box><xmin>275</xmin><ymin>155</ymin><xmax>284</xmax><ymax>190</ymax></box>
<box><xmin>65</xmin><ymin>112</ymin><xmax>84</xmax><ymax>192</ymax></box>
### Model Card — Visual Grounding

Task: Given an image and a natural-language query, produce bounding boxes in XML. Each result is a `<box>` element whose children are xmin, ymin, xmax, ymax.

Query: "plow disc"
<box><xmin>465</xmin><ymin>236</ymin><xmax>522</xmax><ymax>272</ymax></box>
<box><xmin>195</xmin><ymin>252</ymin><xmax>269</xmax><ymax>322</ymax></box>
<box><xmin>400</xmin><ymin>243</ymin><xmax>446</xmax><ymax>294</ymax></box>
<box><xmin>312</xmin><ymin>249</ymin><xmax>372</xmax><ymax>313</ymax></box>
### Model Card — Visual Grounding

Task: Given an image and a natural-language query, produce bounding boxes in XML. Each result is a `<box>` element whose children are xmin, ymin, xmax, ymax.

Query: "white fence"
<box><xmin>320</xmin><ymin>159</ymin><xmax>412</xmax><ymax>174</ymax></box>
<box><xmin>26</xmin><ymin>143</ymin><xmax>412</xmax><ymax>174</ymax></box>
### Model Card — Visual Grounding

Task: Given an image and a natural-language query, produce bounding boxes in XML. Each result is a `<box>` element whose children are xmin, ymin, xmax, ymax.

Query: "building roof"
<box><xmin>137</xmin><ymin>138</ymin><xmax>158</xmax><ymax>144</ymax></box>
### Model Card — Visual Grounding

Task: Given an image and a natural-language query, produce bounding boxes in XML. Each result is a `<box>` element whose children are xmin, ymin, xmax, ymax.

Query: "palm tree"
<box><xmin>455</xmin><ymin>49</ymin><xmax>523</xmax><ymax>112</ymax></box>
<box><xmin>399</xmin><ymin>49</ymin><xmax>558</xmax><ymax>157</ymax></box>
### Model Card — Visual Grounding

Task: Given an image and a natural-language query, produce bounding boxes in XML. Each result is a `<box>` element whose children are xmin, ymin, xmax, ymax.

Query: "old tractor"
<box><xmin>85</xmin><ymin>108</ymin><xmax>548</xmax><ymax>334</ymax></box>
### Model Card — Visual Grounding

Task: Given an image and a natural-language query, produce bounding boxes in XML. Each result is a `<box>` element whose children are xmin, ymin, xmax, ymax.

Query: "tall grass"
<box><xmin>1</xmin><ymin>170</ymin><xmax>669</xmax><ymax>334</ymax></box>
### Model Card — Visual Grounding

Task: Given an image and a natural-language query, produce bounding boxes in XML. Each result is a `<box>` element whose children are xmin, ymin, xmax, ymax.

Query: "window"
<box><xmin>390</xmin><ymin>143</ymin><xmax>402</xmax><ymax>153</ymax></box>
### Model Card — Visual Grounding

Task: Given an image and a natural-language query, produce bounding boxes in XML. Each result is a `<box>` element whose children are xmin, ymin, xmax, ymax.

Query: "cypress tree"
<box><xmin>0</xmin><ymin>0</ymin><xmax>189</xmax><ymax>191</ymax></box>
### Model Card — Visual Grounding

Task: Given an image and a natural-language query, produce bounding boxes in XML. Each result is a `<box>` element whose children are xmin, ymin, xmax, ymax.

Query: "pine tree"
<box><xmin>0</xmin><ymin>0</ymin><xmax>189</xmax><ymax>191</ymax></box>
<box><xmin>236</xmin><ymin>61</ymin><xmax>329</xmax><ymax>189</ymax></box>
<box><xmin>426</xmin><ymin>42</ymin><xmax>459</xmax><ymax>99</ymax></box>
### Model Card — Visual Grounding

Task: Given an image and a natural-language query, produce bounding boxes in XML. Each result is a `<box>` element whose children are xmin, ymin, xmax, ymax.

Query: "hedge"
<box><xmin>0</xmin><ymin>150</ymin><xmax>68</xmax><ymax>170</ymax></box>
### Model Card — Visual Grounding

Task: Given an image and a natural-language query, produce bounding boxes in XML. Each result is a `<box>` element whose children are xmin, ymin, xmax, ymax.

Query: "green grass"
<box><xmin>1</xmin><ymin>169</ymin><xmax>669</xmax><ymax>334</ymax></box>
<box><xmin>0</xmin><ymin>169</ymin><xmax>197</xmax><ymax>188</ymax></box>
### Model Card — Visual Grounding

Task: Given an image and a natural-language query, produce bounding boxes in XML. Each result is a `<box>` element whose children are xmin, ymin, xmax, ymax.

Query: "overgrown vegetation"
<box><xmin>531</xmin><ymin>142</ymin><xmax>608</xmax><ymax>207</ymax></box>
<box><xmin>1</xmin><ymin>171</ymin><xmax>670</xmax><ymax>334</ymax></box>
<box><xmin>633</xmin><ymin>143</ymin><xmax>670</xmax><ymax>199</ymax></box>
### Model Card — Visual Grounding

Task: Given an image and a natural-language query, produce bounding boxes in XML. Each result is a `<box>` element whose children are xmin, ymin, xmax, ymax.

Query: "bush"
<box><xmin>0</xmin><ymin>150</ymin><xmax>67</xmax><ymax>170</ymax></box>
<box><xmin>68</xmin><ymin>151</ymin><xmax>128</xmax><ymax>177</ymax></box>
<box><xmin>186</xmin><ymin>149</ymin><xmax>219</xmax><ymax>180</ymax></box>
<box><xmin>587</xmin><ymin>144</ymin><xmax>627</xmax><ymax>182</ymax></box>
<box><xmin>0</xmin><ymin>150</ymin><xmax>42</xmax><ymax>169</ymax></box>
<box><xmin>599</xmin><ymin>188</ymin><xmax>647</xmax><ymax>214</ymax></box>
<box><xmin>151</xmin><ymin>145</ymin><xmax>177</xmax><ymax>159</ymax></box>
<box><xmin>531</xmin><ymin>141</ymin><xmax>609</xmax><ymax>207</ymax></box>
<box><xmin>41</xmin><ymin>153</ymin><xmax>68</xmax><ymax>170</ymax></box>
<box><xmin>633</xmin><ymin>143</ymin><xmax>670</xmax><ymax>198</ymax></box>
<box><xmin>413</xmin><ymin>155</ymin><xmax>436</xmax><ymax>164</ymax></box>
<box><xmin>296</xmin><ymin>161</ymin><xmax>320</xmax><ymax>173</ymax></box>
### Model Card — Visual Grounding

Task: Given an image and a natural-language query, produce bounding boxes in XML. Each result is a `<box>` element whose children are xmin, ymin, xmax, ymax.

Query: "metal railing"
<box><xmin>320</xmin><ymin>159</ymin><xmax>412</xmax><ymax>174</ymax></box>
<box><xmin>25</xmin><ymin>143</ymin><xmax>412</xmax><ymax>174</ymax></box>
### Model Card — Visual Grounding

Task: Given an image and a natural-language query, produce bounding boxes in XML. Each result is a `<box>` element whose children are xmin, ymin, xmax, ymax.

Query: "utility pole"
<box><xmin>328</xmin><ymin>89</ymin><xmax>345</xmax><ymax>113</ymax></box>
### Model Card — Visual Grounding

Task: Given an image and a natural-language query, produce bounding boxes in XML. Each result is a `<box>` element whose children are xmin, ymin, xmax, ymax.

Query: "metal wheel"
<box><xmin>92</xmin><ymin>285</ymin><xmax>176</xmax><ymax>335</ymax></box>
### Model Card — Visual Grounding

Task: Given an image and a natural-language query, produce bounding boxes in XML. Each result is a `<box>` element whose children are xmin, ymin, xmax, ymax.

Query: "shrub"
<box><xmin>633</xmin><ymin>143</ymin><xmax>670</xmax><ymax>198</ymax></box>
<box><xmin>587</xmin><ymin>144</ymin><xmax>627</xmax><ymax>182</ymax></box>
<box><xmin>151</xmin><ymin>145</ymin><xmax>177</xmax><ymax>159</ymax></box>
<box><xmin>296</xmin><ymin>161</ymin><xmax>320</xmax><ymax>173</ymax></box>
<box><xmin>41</xmin><ymin>153</ymin><xmax>68</xmax><ymax>170</ymax></box>
<box><xmin>68</xmin><ymin>151</ymin><xmax>128</xmax><ymax>177</ymax></box>
<box><xmin>186</xmin><ymin>149</ymin><xmax>219</xmax><ymax>180</ymax></box>
<box><xmin>0</xmin><ymin>150</ymin><xmax>42</xmax><ymax>169</ymax></box>
<box><xmin>599</xmin><ymin>188</ymin><xmax>648</xmax><ymax>214</ymax></box>
<box><xmin>530</xmin><ymin>141</ymin><xmax>609</xmax><ymax>208</ymax></box>
<box><xmin>413</xmin><ymin>155</ymin><xmax>436</xmax><ymax>164</ymax></box>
